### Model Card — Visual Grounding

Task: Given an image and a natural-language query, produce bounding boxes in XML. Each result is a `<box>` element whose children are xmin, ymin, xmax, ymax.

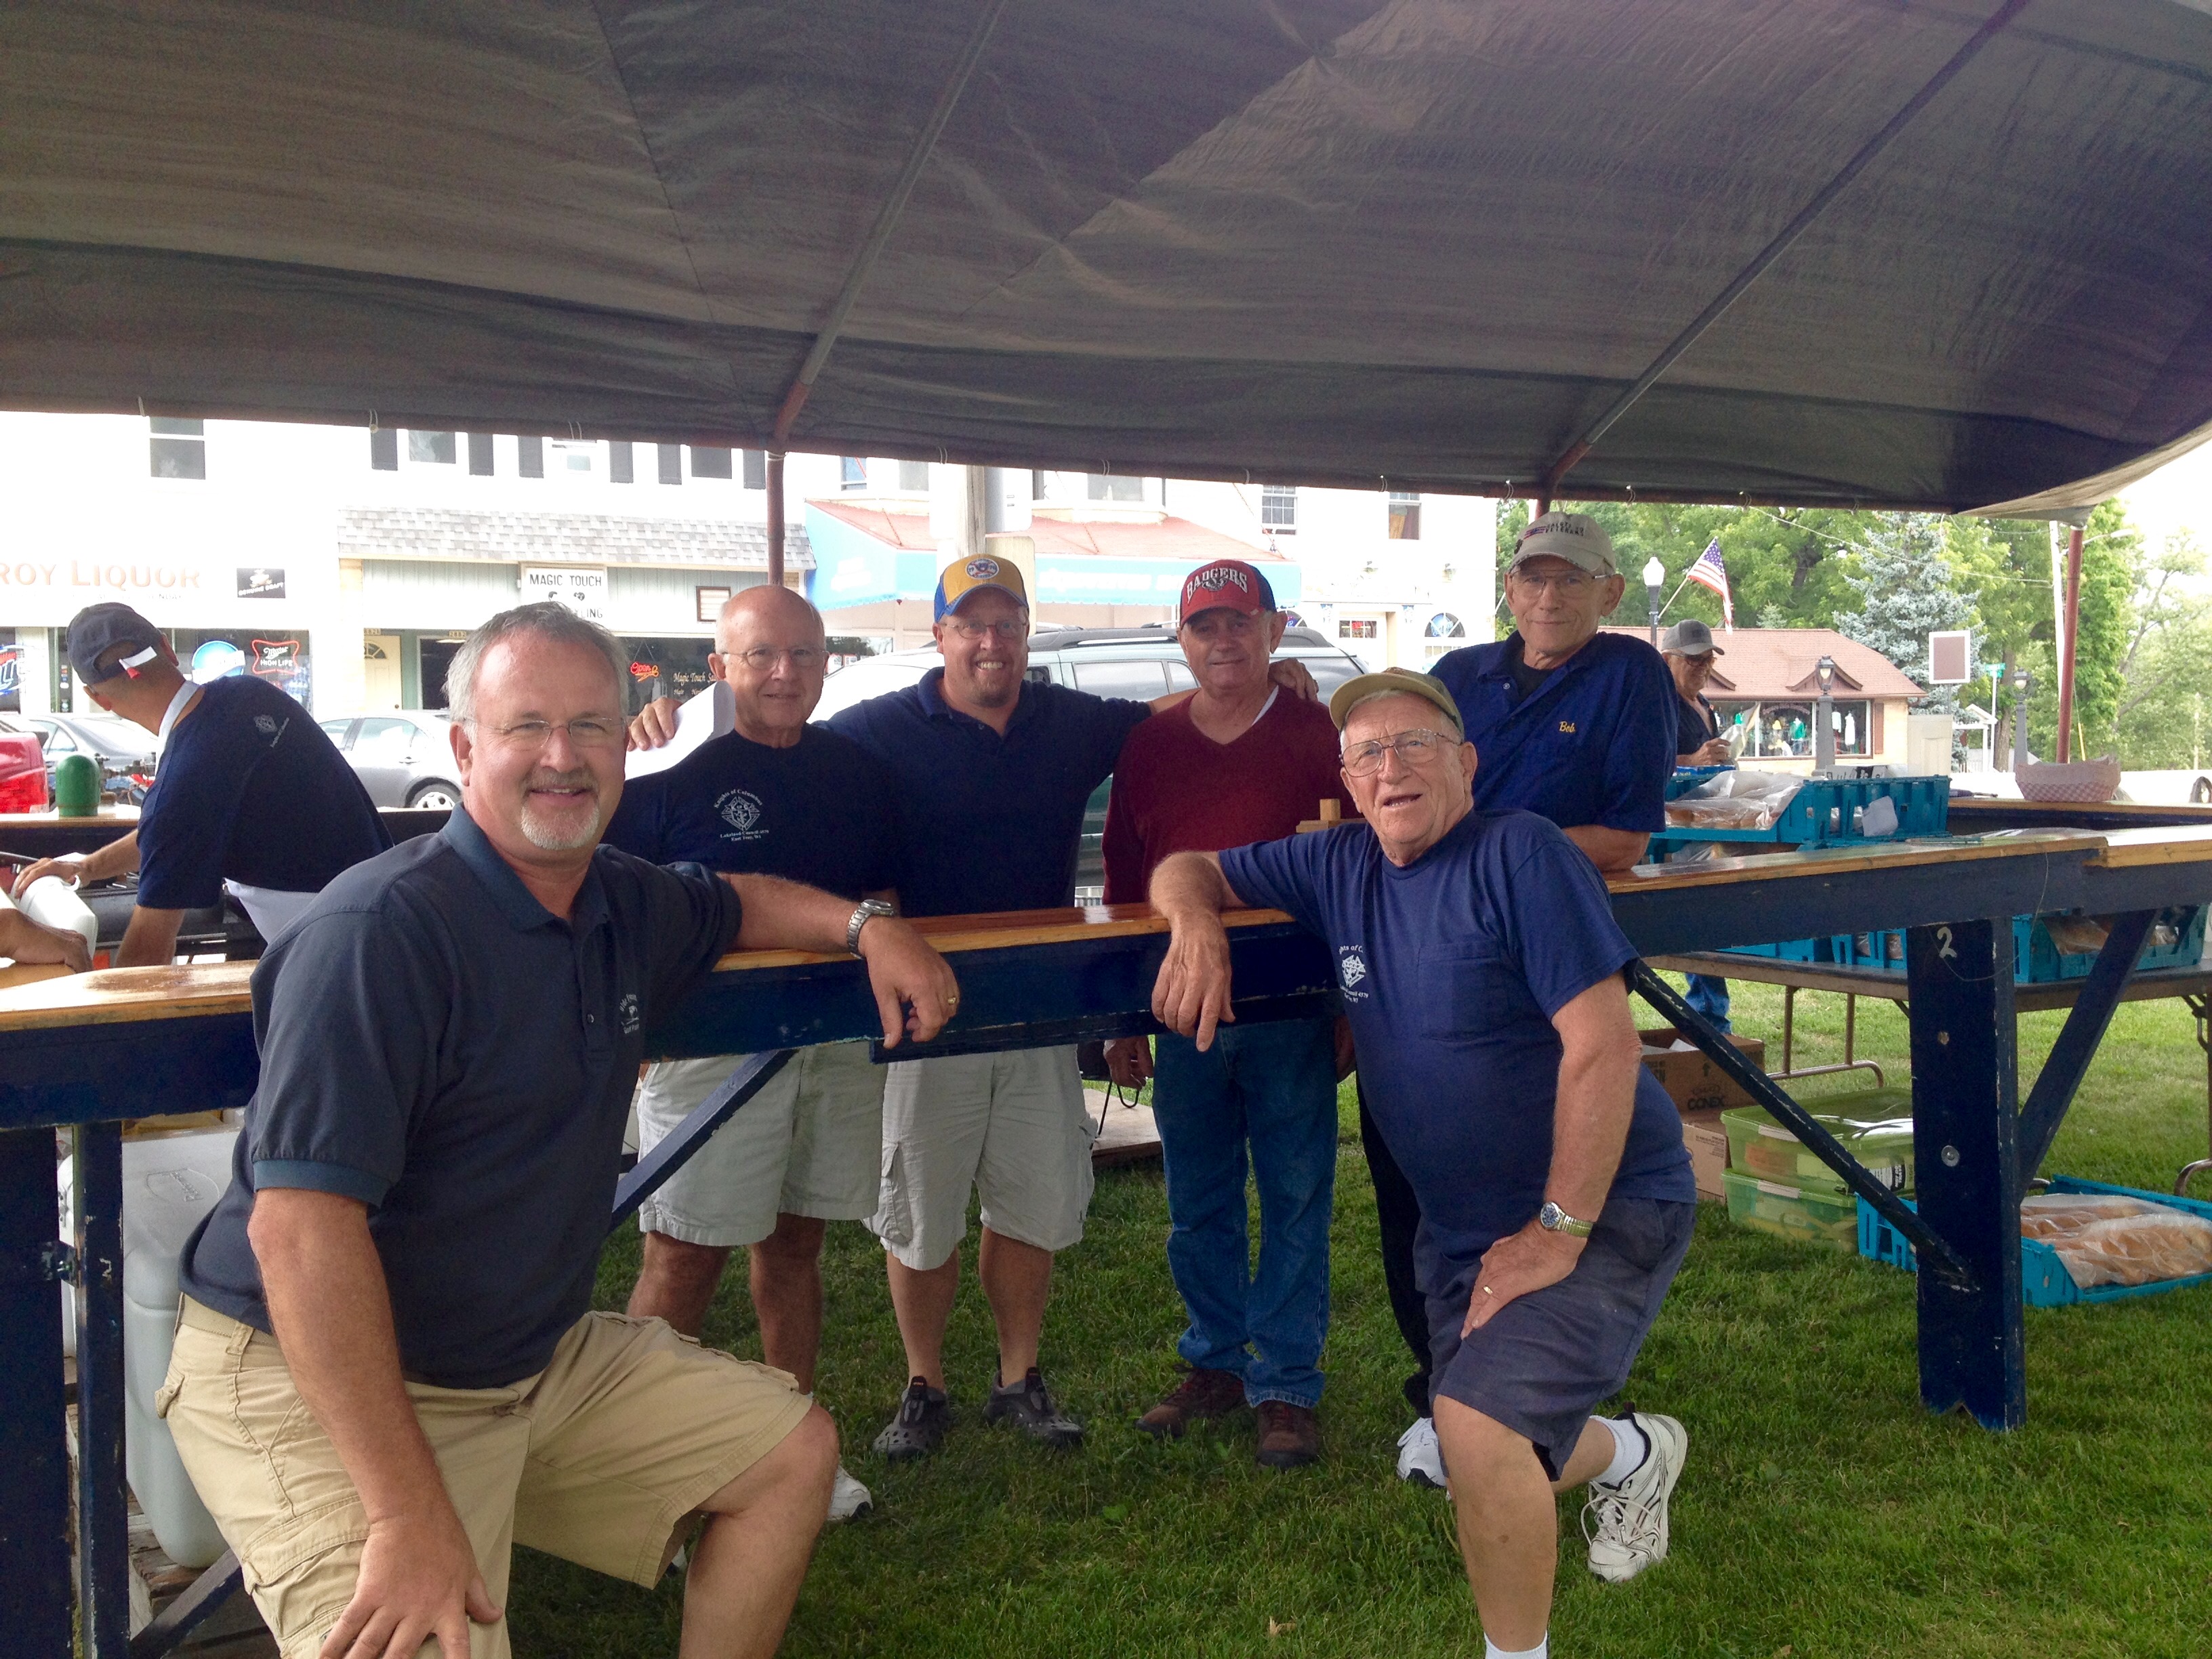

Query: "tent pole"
<box><xmin>1537</xmin><ymin>0</ymin><xmax>2030</xmax><ymax>498</ymax></box>
<box><xmin>2053</xmin><ymin>522</ymin><xmax>2085</xmax><ymax>762</ymax></box>
<box><xmin>770</xmin><ymin>0</ymin><xmax>1012</xmax><ymax>445</ymax></box>
<box><xmin>766</xmin><ymin>451</ymin><xmax>787</xmax><ymax>588</ymax></box>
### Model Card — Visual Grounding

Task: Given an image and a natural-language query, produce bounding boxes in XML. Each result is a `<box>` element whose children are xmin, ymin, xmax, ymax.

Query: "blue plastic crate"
<box><xmin>1652</xmin><ymin>773</ymin><xmax>1950</xmax><ymax>855</ymax></box>
<box><xmin>1839</xmin><ymin>906</ymin><xmax>2204</xmax><ymax>984</ymax></box>
<box><xmin>1719</xmin><ymin>935</ymin><xmax>1830</xmax><ymax>963</ymax></box>
<box><xmin>1856</xmin><ymin>1177</ymin><xmax>2212</xmax><ymax>1307</ymax></box>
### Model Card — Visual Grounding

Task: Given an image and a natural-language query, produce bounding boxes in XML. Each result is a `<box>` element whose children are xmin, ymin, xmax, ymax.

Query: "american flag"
<box><xmin>1683</xmin><ymin>538</ymin><xmax>1733</xmax><ymax>630</ymax></box>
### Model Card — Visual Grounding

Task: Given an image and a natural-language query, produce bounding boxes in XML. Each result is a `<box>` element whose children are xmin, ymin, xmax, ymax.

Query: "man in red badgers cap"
<box><xmin>1101</xmin><ymin>560</ymin><xmax>1355</xmax><ymax>1469</ymax></box>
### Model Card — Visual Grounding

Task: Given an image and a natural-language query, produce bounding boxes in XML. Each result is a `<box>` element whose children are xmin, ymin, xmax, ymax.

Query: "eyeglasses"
<box><xmin>1510</xmin><ymin>568</ymin><xmax>1597</xmax><ymax>595</ymax></box>
<box><xmin>1342</xmin><ymin>728</ymin><xmax>1456</xmax><ymax>775</ymax></box>
<box><xmin>473</xmin><ymin>716</ymin><xmax>623</xmax><ymax>751</ymax></box>
<box><xmin>943</xmin><ymin>618</ymin><xmax>1027</xmax><ymax>642</ymax></box>
<box><xmin>729</xmin><ymin>646</ymin><xmax>825</xmax><ymax>673</ymax></box>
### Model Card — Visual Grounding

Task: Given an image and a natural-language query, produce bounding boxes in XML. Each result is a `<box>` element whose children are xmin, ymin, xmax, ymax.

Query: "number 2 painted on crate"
<box><xmin>1936</xmin><ymin>924</ymin><xmax>1958</xmax><ymax>962</ymax></box>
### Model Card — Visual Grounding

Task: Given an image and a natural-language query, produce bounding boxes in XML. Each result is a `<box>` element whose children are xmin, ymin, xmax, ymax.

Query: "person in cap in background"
<box><xmin>1662</xmin><ymin>619</ymin><xmax>1734</xmax><ymax>1032</ymax></box>
<box><xmin>11</xmin><ymin>602</ymin><xmax>389</xmax><ymax>962</ymax></box>
<box><xmin>1148</xmin><ymin>667</ymin><xmax>1694</xmax><ymax>1659</ymax></box>
<box><xmin>1099</xmin><ymin>560</ymin><xmax>1354</xmax><ymax>1469</ymax></box>
<box><xmin>605</xmin><ymin>586</ymin><xmax>902</xmax><ymax>1524</ymax></box>
<box><xmin>1663</xmin><ymin>619</ymin><xmax>1732</xmax><ymax>768</ymax></box>
<box><xmin>819</xmin><ymin>554</ymin><xmax>1317</xmax><ymax>1460</ymax></box>
<box><xmin>1376</xmin><ymin>512</ymin><xmax>1677</xmax><ymax>1489</ymax></box>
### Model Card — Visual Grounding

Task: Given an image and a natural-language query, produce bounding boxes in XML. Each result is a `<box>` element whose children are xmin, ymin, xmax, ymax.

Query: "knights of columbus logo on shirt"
<box><xmin>715</xmin><ymin>788</ymin><xmax>766</xmax><ymax>840</ymax></box>
<box><xmin>1337</xmin><ymin>945</ymin><xmax>1370</xmax><ymax>1001</ymax></box>
<box><xmin>619</xmin><ymin>993</ymin><xmax>640</xmax><ymax>1035</ymax></box>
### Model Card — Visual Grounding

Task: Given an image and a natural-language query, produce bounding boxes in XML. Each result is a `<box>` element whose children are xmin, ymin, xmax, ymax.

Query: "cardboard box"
<box><xmin>1638</xmin><ymin>1028</ymin><xmax>1769</xmax><ymax>1115</ymax></box>
<box><xmin>1680</xmin><ymin>1107</ymin><xmax>1729</xmax><ymax>1200</ymax></box>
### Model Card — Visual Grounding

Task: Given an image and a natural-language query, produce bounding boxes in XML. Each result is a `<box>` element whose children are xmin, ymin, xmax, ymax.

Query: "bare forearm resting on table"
<box><xmin>1561</xmin><ymin>824</ymin><xmax>1650</xmax><ymax>874</ymax></box>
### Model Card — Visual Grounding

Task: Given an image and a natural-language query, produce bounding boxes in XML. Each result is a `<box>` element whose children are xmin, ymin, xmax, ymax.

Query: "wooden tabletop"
<box><xmin>0</xmin><ymin>808</ymin><xmax>139</xmax><ymax>827</ymax></box>
<box><xmin>1648</xmin><ymin>950</ymin><xmax>2212</xmax><ymax>1014</ymax></box>
<box><xmin>1605</xmin><ymin>828</ymin><xmax>2109</xmax><ymax>893</ymax></box>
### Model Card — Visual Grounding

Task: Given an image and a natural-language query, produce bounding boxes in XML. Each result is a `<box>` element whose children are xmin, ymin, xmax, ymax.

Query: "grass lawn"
<box><xmin>513</xmin><ymin>981</ymin><xmax>2212</xmax><ymax>1657</ymax></box>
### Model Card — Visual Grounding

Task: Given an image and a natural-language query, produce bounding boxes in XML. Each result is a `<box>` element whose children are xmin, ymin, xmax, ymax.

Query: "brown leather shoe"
<box><xmin>1136</xmin><ymin>1367</ymin><xmax>1247</xmax><ymax>1438</ymax></box>
<box><xmin>1254</xmin><ymin>1401</ymin><xmax>1321</xmax><ymax>1469</ymax></box>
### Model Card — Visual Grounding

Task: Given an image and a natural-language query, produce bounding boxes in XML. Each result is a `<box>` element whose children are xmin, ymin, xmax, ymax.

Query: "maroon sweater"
<box><xmin>1102</xmin><ymin>689</ymin><xmax>1357</xmax><ymax>905</ymax></box>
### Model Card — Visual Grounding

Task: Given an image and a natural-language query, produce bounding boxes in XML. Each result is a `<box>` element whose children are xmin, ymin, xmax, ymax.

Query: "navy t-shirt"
<box><xmin>827</xmin><ymin>669</ymin><xmax>1152</xmax><ymax>916</ymax></box>
<box><xmin>604</xmin><ymin>724</ymin><xmax>900</xmax><ymax>899</ymax></box>
<box><xmin>1221</xmin><ymin>809</ymin><xmax>1694</xmax><ymax>1287</ymax></box>
<box><xmin>1429</xmin><ymin>632</ymin><xmax>1675</xmax><ymax>834</ymax></box>
<box><xmin>178</xmin><ymin>806</ymin><xmax>743</xmax><ymax>1389</ymax></box>
<box><xmin>137</xmin><ymin>675</ymin><xmax>390</xmax><ymax>909</ymax></box>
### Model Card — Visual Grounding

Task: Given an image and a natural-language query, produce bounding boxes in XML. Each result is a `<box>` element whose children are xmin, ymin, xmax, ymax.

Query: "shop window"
<box><xmin>742</xmin><ymin>449</ymin><xmax>766</xmax><ymax>489</ymax></box>
<box><xmin>518</xmin><ymin>435</ymin><xmax>545</xmax><ymax>478</ymax></box>
<box><xmin>691</xmin><ymin>445</ymin><xmax>733</xmax><ymax>479</ymax></box>
<box><xmin>899</xmin><ymin>459</ymin><xmax>930</xmax><ymax>491</ymax></box>
<box><xmin>609</xmin><ymin>441</ymin><xmax>634</xmax><ymax>484</ymax></box>
<box><xmin>407</xmin><ymin>431</ymin><xmax>456</xmax><ymax>465</ymax></box>
<box><xmin>840</xmin><ymin>457</ymin><xmax>867</xmax><ymax>490</ymax></box>
<box><xmin>1725</xmin><ymin>699</ymin><xmax>1874</xmax><ymax>759</ymax></box>
<box><xmin>658</xmin><ymin>443</ymin><xmax>683</xmax><ymax>485</ymax></box>
<box><xmin>1388</xmin><ymin>491</ymin><xmax>1422</xmax><ymax>540</ymax></box>
<box><xmin>1338</xmin><ymin>618</ymin><xmax>1380</xmax><ymax>640</ymax></box>
<box><xmin>1088</xmin><ymin>474</ymin><xmax>1144</xmax><ymax>501</ymax></box>
<box><xmin>148</xmin><ymin>417</ymin><xmax>206</xmax><ymax>480</ymax></box>
<box><xmin>468</xmin><ymin>432</ymin><xmax>494</xmax><ymax>476</ymax></box>
<box><xmin>1261</xmin><ymin>485</ymin><xmax>1296</xmax><ymax>534</ymax></box>
<box><xmin>0</xmin><ymin>628</ymin><xmax>18</xmax><ymax>712</ymax></box>
<box><xmin>370</xmin><ymin>428</ymin><xmax>398</xmax><ymax>470</ymax></box>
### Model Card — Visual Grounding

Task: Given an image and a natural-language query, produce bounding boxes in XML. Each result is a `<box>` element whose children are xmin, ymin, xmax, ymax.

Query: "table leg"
<box><xmin>1907</xmin><ymin>918</ymin><xmax>2025</xmax><ymax>1429</ymax></box>
<box><xmin>1845</xmin><ymin>994</ymin><xmax>1857</xmax><ymax>1066</ymax></box>
<box><xmin>0</xmin><ymin>1126</ymin><xmax>75</xmax><ymax>1655</ymax></box>
<box><xmin>1783</xmin><ymin>984</ymin><xmax>1796</xmax><ymax>1073</ymax></box>
<box><xmin>74</xmin><ymin>1121</ymin><xmax>131</xmax><ymax>1659</ymax></box>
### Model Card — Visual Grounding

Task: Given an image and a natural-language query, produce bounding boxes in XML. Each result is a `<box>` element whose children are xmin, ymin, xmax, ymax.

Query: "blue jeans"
<box><xmin>1686</xmin><ymin>974</ymin><xmax>1732</xmax><ymax>1033</ymax></box>
<box><xmin>1149</xmin><ymin>1019</ymin><xmax>1338</xmax><ymax>1408</ymax></box>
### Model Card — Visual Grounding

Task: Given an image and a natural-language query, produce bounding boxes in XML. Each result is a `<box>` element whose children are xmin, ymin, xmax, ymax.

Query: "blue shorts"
<box><xmin>1426</xmin><ymin>1197</ymin><xmax>1694</xmax><ymax>1478</ymax></box>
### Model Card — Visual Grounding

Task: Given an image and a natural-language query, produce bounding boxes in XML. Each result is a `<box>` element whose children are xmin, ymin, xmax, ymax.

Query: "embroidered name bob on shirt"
<box><xmin>1558</xmin><ymin>720</ymin><xmax>1576</xmax><ymax>733</ymax></box>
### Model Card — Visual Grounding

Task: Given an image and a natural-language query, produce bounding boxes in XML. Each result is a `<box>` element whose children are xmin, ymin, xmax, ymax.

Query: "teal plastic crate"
<box><xmin>1653</xmin><ymin>773</ymin><xmax>1950</xmax><ymax>855</ymax></box>
<box><xmin>1720</xmin><ymin>935</ymin><xmax>1830</xmax><ymax>963</ymax></box>
<box><xmin>1839</xmin><ymin>905</ymin><xmax>2204</xmax><ymax>984</ymax></box>
<box><xmin>1856</xmin><ymin>1177</ymin><xmax>2212</xmax><ymax>1306</ymax></box>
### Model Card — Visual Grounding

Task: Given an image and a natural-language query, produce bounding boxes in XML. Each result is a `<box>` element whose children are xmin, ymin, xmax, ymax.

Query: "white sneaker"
<box><xmin>1395</xmin><ymin>1416</ymin><xmax>1448</xmax><ymax>1491</ymax></box>
<box><xmin>1582</xmin><ymin>1412</ymin><xmax>1685</xmax><ymax>1582</ymax></box>
<box><xmin>828</xmin><ymin>1462</ymin><xmax>874</xmax><ymax>1523</ymax></box>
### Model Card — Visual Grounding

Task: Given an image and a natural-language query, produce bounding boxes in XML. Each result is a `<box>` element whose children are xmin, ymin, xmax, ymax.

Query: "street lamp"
<box><xmin>1814</xmin><ymin>653</ymin><xmax>1837</xmax><ymax>773</ymax></box>
<box><xmin>1643</xmin><ymin>556</ymin><xmax>1665</xmax><ymax>645</ymax></box>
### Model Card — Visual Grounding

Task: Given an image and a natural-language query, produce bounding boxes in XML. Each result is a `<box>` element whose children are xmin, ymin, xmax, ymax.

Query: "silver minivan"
<box><xmin>813</xmin><ymin>624</ymin><xmax>1371</xmax><ymax>899</ymax></box>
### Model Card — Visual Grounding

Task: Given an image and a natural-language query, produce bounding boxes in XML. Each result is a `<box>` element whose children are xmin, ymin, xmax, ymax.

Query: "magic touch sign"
<box><xmin>519</xmin><ymin>565</ymin><xmax>609</xmax><ymax>621</ymax></box>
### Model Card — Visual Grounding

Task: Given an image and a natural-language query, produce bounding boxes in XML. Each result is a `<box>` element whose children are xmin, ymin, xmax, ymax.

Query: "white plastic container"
<box><xmin>121</xmin><ymin>1130</ymin><xmax>238</xmax><ymax>1568</ymax></box>
<box><xmin>18</xmin><ymin>875</ymin><xmax>98</xmax><ymax>954</ymax></box>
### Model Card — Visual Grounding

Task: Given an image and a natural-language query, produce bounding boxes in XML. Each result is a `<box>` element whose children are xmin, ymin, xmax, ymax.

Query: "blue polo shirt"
<box><xmin>1429</xmin><ymin>632</ymin><xmax>1675</xmax><ymax>834</ymax></box>
<box><xmin>604</xmin><ymin>724</ymin><xmax>901</xmax><ymax>899</ymax></box>
<box><xmin>1221</xmin><ymin>809</ymin><xmax>1693</xmax><ymax>1288</ymax></box>
<box><xmin>178</xmin><ymin>806</ymin><xmax>743</xmax><ymax>1389</ymax></box>
<box><xmin>138</xmin><ymin>675</ymin><xmax>390</xmax><ymax>909</ymax></box>
<box><xmin>827</xmin><ymin>669</ymin><xmax>1151</xmax><ymax>916</ymax></box>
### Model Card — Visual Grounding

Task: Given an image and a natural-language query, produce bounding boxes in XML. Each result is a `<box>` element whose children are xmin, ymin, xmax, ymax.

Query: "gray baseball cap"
<box><xmin>1509</xmin><ymin>510</ymin><xmax>1616</xmax><ymax>577</ymax></box>
<box><xmin>1661</xmin><ymin>619</ymin><xmax>1725</xmax><ymax>657</ymax></box>
<box><xmin>66</xmin><ymin>602</ymin><xmax>168</xmax><ymax>684</ymax></box>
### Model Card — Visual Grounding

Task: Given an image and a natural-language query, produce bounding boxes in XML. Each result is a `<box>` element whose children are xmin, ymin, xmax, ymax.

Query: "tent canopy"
<box><xmin>5</xmin><ymin>0</ymin><xmax>2211</xmax><ymax>512</ymax></box>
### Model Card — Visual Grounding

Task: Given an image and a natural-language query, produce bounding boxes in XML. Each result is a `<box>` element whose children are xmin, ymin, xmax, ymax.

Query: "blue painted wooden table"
<box><xmin>5</xmin><ymin>827</ymin><xmax>2212</xmax><ymax>1656</ymax></box>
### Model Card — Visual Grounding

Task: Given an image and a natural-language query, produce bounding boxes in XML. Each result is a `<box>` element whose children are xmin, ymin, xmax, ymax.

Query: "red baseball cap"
<box><xmin>1179</xmin><ymin>558</ymin><xmax>1275</xmax><ymax>623</ymax></box>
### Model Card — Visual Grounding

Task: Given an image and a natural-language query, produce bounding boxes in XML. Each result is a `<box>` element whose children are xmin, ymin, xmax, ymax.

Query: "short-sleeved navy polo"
<box><xmin>604</xmin><ymin>724</ymin><xmax>901</xmax><ymax>898</ymax></box>
<box><xmin>826</xmin><ymin>669</ymin><xmax>1151</xmax><ymax>916</ymax></box>
<box><xmin>137</xmin><ymin>675</ymin><xmax>390</xmax><ymax>909</ymax></box>
<box><xmin>1429</xmin><ymin>632</ymin><xmax>1676</xmax><ymax>834</ymax></box>
<box><xmin>178</xmin><ymin>806</ymin><xmax>743</xmax><ymax>1389</ymax></box>
<box><xmin>1220</xmin><ymin>810</ymin><xmax>1694</xmax><ymax>1287</ymax></box>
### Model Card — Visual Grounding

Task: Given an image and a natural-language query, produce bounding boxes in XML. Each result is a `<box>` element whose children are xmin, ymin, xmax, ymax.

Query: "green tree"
<box><xmin>1943</xmin><ymin>515</ymin><xmax>2052</xmax><ymax>765</ymax></box>
<box><xmin>1835</xmin><ymin>514</ymin><xmax>1972</xmax><ymax>712</ymax></box>
<box><xmin>2116</xmin><ymin>529</ymin><xmax>2211</xmax><ymax>769</ymax></box>
<box><xmin>2064</xmin><ymin>500</ymin><xmax>2137</xmax><ymax>758</ymax></box>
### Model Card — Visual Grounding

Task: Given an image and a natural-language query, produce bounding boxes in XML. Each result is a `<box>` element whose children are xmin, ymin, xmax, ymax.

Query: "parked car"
<box><xmin>813</xmin><ymin>624</ymin><xmax>1372</xmax><ymax>899</ymax></box>
<box><xmin>317</xmin><ymin>711</ymin><xmax>461</xmax><ymax>808</ymax></box>
<box><xmin>0</xmin><ymin>711</ymin><xmax>161</xmax><ymax>803</ymax></box>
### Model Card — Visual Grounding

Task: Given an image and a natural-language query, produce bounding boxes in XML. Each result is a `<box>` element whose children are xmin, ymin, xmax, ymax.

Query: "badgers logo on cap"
<box><xmin>1190</xmin><ymin>565</ymin><xmax>1250</xmax><ymax>594</ymax></box>
<box><xmin>966</xmin><ymin>557</ymin><xmax>1001</xmax><ymax>581</ymax></box>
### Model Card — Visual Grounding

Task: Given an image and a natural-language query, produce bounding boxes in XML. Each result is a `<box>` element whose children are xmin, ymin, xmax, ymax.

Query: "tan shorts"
<box><xmin>158</xmin><ymin>1298</ymin><xmax>815</xmax><ymax>1659</ymax></box>
<box><xmin>634</xmin><ymin>1040</ymin><xmax>887</xmax><ymax>1248</ymax></box>
<box><xmin>869</xmin><ymin>1046</ymin><xmax>1094</xmax><ymax>1271</ymax></box>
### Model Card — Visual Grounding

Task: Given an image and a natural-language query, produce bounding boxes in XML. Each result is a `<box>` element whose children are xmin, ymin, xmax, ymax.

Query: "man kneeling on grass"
<box><xmin>1146</xmin><ymin>667</ymin><xmax>1696</xmax><ymax>1659</ymax></box>
<box><xmin>159</xmin><ymin>602</ymin><xmax>957</xmax><ymax>1659</ymax></box>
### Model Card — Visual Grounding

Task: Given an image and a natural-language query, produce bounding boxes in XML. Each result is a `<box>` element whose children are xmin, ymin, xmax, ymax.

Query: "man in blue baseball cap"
<box><xmin>11</xmin><ymin>602</ymin><xmax>389</xmax><ymax>962</ymax></box>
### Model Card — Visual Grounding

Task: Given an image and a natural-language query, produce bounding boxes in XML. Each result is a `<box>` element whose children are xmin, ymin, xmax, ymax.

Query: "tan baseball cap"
<box><xmin>1509</xmin><ymin>510</ymin><xmax>1616</xmax><ymax>577</ymax></box>
<box><xmin>1327</xmin><ymin>667</ymin><xmax>1465</xmax><ymax>736</ymax></box>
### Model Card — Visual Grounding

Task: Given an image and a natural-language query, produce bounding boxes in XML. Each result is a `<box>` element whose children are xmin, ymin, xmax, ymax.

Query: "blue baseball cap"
<box><xmin>933</xmin><ymin>554</ymin><xmax>1029</xmax><ymax>621</ymax></box>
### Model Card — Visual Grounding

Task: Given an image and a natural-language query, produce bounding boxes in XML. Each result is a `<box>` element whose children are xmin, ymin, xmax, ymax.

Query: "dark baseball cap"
<box><xmin>66</xmin><ymin>603</ymin><xmax>168</xmax><ymax>684</ymax></box>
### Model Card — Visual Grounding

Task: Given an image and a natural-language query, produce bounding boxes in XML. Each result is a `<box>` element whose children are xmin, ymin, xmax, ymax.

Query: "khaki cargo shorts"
<box><xmin>159</xmin><ymin>1298</ymin><xmax>815</xmax><ymax>1659</ymax></box>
